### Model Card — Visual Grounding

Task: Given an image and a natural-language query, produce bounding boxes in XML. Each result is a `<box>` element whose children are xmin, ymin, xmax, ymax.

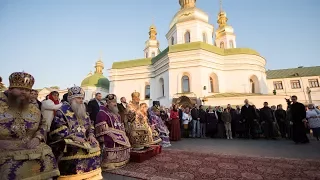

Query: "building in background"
<box><xmin>266</xmin><ymin>66</ymin><xmax>320</xmax><ymax>105</ymax></box>
<box><xmin>108</xmin><ymin>0</ymin><xmax>280</xmax><ymax>108</ymax></box>
<box><xmin>81</xmin><ymin>56</ymin><xmax>109</xmax><ymax>101</ymax></box>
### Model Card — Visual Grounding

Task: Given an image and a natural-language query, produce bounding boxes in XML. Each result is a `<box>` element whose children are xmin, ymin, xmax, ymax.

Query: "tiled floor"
<box><xmin>103</xmin><ymin>137</ymin><xmax>320</xmax><ymax>179</ymax></box>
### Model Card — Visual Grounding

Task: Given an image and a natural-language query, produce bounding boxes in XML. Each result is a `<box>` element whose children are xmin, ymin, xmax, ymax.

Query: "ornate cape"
<box><xmin>49</xmin><ymin>103</ymin><xmax>102</xmax><ymax>179</ymax></box>
<box><xmin>0</xmin><ymin>92</ymin><xmax>60</xmax><ymax>180</ymax></box>
<box><xmin>95</xmin><ymin>106</ymin><xmax>130</xmax><ymax>170</ymax></box>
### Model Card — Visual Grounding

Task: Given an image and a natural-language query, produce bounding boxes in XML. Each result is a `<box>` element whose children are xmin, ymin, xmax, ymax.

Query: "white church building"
<box><xmin>108</xmin><ymin>0</ymin><xmax>320</xmax><ymax>108</ymax></box>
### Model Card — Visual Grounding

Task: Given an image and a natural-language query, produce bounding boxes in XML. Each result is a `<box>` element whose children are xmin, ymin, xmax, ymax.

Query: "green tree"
<box><xmin>50</xmin><ymin>86</ymin><xmax>60</xmax><ymax>89</ymax></box>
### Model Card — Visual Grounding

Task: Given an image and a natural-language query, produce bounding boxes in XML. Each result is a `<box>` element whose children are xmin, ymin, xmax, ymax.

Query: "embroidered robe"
<box><xmin>148</xmin><ymin>109</ymin><xmax>171</xmax><ymax>147</ymax></box>
<box><xmin>125</xmin><ymin>102</ymin><xmax>155</xmax><ymax>149</ymax></box>
<box><xmin>49</xmin><ymin>103</ymin><xmax>102</xmax><ymax>180</ymax></box>
<box><xmin>95</xmin><ymin>106</ymin><xmax>131</xmax><ymax>170</ymax></box>
<box><xmin>0</xmin><ymin>92</ymin><xmax>60</xmax><ymax>180</ymax></box>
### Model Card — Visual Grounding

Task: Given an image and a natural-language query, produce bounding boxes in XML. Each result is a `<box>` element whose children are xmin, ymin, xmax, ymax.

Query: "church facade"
<box><xmin>108</xmin><ymin>0</ymin><xmax>320</xmax><ymax>107</ymax></box>
<box><xmin>109</xmin><ymin>0</ymin><xmax>269</xmax><ymax>107</ymax></box>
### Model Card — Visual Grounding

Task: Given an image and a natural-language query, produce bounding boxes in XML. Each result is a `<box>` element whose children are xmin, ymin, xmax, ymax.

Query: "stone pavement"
<box><xmin>103</xmin><ymin>138</ymin><xmax>320</xmax><ymax>179</ymax></box>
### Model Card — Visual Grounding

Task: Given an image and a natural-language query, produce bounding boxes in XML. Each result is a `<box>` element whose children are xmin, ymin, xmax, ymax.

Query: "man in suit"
<box><xmin>241</xmin><ymin>99</ymin><xmax>258</xmax><ymax>139</ymax></box>
<box><xmin>117</xmin><ymin>97</ymin><xmax>127</xmax><ymax>123</ymax></box>
<box><xmin>87</xmin><ymin>92</ymin><xmax>103</xmax><ymax>125</ymax></box>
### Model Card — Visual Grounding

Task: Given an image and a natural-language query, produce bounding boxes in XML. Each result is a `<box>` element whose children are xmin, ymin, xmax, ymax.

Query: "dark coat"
<box><xmin>240</xmin><ymin>105</ymin><xmax>257</xmax><ymax>123</ymax></box>
<box><xmin>199</xmin><ymin>109</ymin><xmax>207</xmax><ymax>123</ymax></box>
<box><xmin>87</xmin><ymin>99</ymin><xmax>101</xmax><ymax>124</ymax></box>
<box><xmin>191</xmin><ymin>108</ymin><xmax>200</xmax><ymax>120</ymax></box>
<box><xmin>260</xmin><ymin>107</ymin><xmax>274</xmax><ymax>123</ymax></box>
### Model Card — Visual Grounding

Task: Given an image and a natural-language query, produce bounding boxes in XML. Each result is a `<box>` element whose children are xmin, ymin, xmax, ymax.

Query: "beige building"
<box><xmin>266</xmin><ymin>66</ymin><xmax>320</xmax><ymax>105</ymax></box>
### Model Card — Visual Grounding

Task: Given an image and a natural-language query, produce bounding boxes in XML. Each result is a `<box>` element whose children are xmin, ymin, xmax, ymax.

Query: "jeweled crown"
<box><xmin>67</xmin><ymin>86</ymin><xmax>85</xmax><ymax>100</ymax></box>
<box><xmin>9</xmin><ymin>72</ymin><xmax>35</xmax><ymax>90</ymax></box>
<box><xmin>131</xmin><ymin>91</ymin><xmax>140</xmax><ymax>98</ymax></box>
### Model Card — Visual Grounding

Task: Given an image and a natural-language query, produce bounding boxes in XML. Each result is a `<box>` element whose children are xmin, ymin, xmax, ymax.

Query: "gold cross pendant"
<box><xmin>76</xmin><ymin>126</ymin><xmax>82</xmax><ymax>132</ymax></box>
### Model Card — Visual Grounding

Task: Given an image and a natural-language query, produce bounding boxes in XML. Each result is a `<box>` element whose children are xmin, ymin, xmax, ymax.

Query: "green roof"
<box><xmin>81</xmin><ymin>73</ymin><xmax>109</xmax><ymax>89</ymax></box>
<box><xmin>266</xmin><ymin>66</ymin><xmax>320</xmax><ymax>79</ymax></box>
<box><xmin>112</xmin><ymin>42</ymin><xmax>262</xmax><ymax>69</ymax></box>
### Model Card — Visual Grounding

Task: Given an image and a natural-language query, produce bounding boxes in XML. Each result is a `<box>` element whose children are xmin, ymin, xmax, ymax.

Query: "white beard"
<box><xmin>108</xmin><ymin>105</ymin><xmax>119</xmax><ymax>114</ymax></box>
<box><xmin>71</xmin><ymin>100</ymin><xmax>86</xmax><ymax>119</ymax></box>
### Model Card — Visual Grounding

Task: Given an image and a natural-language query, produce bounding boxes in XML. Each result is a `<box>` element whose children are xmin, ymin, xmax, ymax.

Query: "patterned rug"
<box><xmin>109</xmin><ymin>149</ymin><xmax>320</xmax><ymax>180</ymax></box>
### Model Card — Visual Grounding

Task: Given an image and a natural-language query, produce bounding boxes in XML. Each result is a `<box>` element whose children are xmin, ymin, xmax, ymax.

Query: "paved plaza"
<box><xmin>103</xmin><ymin>138</ymin><xmax>320</xmax><ymax>179</ymax></box>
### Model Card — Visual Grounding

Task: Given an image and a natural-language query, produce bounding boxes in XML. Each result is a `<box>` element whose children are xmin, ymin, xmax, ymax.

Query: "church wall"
<box><xmin>110</xmin><ymin>78</ymin><xmax>150</xmax><ymax>104</ymax></box>
<box><xmin>266</xmin><ymin>76</ymin><xmax>320</xmax><ymax>105</ymax></box>
<box><xmin>82</xmin><ymin>86</ymin><xmax>108</xmax><ymax>102</ymax></box>
<box><xmin>169</xmin><ymin>50</ymin><xmax>267</xmax><ymax>95</ymax></box>
<box><xmin>176</xmin><ymin>20</ymin><xmax>214</xmax><ymax>44</ymax></box>
<box><xmin>151</xmin><ymin>70</ymin><xmax>170</xmax><ymax>107</ymax></box>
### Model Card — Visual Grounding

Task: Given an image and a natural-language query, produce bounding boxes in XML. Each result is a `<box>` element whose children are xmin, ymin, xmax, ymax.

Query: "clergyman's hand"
<box><xmin>27</xmin><ymin>138</ymin><xmax>40</xmax><ymax>149</ymax></box>
<box><xmin>88</xmin><ymin>136</ymin><xmax>98</xmax><ymax>145</ymax></box>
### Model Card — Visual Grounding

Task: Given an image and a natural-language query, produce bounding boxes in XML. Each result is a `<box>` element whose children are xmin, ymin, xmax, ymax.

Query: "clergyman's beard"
<box><xmin>71</xmin><ymin>101</ymin><xmax>86</xmax><ymax>119</ymax></box>
<box><xmin>108</xmin><ymin>105</ymin><xmax>119</xmax><ymax>114</ymax></box>
<box><xmin>8</xmin><ymin>93</ymin><xmax>30</xmax><ymax>110</ymax></box>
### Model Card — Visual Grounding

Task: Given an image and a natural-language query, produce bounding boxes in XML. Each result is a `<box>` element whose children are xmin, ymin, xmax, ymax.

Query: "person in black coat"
<box><xmin>87</xmin><ymin>93</ymin><xmax>103</xmax><ymax>125</ymax></box>
<box><xmin>240</xmin><ymin>99</ymin><xmax>258</xmax><ymax>139</ymax></box>
<box><xmin>275</xmin><ymin>104</ymin><xmax>287</xmax><ymax>138</ymax></box>
<box><xmin>290</xmin><ymin>95</ymin><xmax>309</xmax><ymax>144</ymax></box>
<box><xmin>199</xmin><ymin>105</ymin><xmax>207</xmax><ymax>138</ymax></box>
<box><xmin>260</xmin><ymin>102</ymin><xmax>276</xmax><ymax>139</ymax></box>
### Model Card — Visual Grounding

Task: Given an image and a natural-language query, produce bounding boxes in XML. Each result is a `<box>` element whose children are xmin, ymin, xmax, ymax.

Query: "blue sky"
<box><xmin>0</xmin><ymin>0</ymin><xmax>319</xmax><ymax>89</ymax></box>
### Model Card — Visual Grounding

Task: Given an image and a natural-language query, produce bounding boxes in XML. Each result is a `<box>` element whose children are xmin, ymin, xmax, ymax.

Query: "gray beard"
<box><xmin>108</xmin><ymin>105</ymin><xmax>119</xmax><ymax>114</ymax></box>
<box><xmin>71</xmin><ymin>101</ymin><xmax>86</xmax><ymax>119</ymax></box>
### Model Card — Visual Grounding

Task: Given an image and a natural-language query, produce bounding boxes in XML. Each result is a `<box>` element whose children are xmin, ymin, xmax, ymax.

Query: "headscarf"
<box><xmin>48</xmin><ymin>93</ymin><xmax>60</xmax><ymax>105</ymax></box>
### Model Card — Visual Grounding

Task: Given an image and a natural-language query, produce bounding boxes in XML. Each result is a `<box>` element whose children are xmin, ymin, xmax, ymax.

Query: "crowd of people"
<box><xmin>1</xmin><ymin>71</ymin><xmax>320</xmax><ymax>180</ymax></box>
<box><xmin>160</xmin><ymin>98</ymin><xmax>320</xmax><ymax>143</ymax></box>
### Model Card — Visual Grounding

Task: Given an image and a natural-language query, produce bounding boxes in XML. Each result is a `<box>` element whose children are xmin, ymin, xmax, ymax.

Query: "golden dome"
<box><xmin>169</xmin><ymin>7</ymin><xmax>209</xmax><ymax>29</ymax></box>
<box><xmin>179</xmin><ymin>0</ymin><xmax>196</xmax><ymax>9</ymax></box>
<box><xmin>95</xmin><ymin>57</ymin><xmax>104</xmax><ymax>74</ymax></box>
<box><xmin>149</xmin><ymin>24</ymin><xmax>157</xmax><ymax>40</ymax></box>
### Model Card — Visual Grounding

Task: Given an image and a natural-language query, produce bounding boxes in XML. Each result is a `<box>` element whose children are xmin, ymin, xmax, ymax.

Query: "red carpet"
<box><xmin>109</xmin><ymin>149</ymin><xmax>320</xmax><ymax>180</ymax></box>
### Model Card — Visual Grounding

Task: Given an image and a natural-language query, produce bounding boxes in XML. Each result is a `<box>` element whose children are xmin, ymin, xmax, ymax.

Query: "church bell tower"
<box><xmin>215</xmin><ymin>0</ymin><xmax>236</xmax><ymax>49</ymax></box>
<box><xmin>144</xmin><ymin>23</ymin><xmax>160</xmax><ymax>58</ymax></box>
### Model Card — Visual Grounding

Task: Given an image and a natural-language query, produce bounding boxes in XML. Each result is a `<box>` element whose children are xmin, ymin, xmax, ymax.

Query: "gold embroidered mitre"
<box><xmin>131</xmin><ymin>91</ymin><xmax>140</xmax><ymax>98</ymax></box>
<box><xmin>9</xmin><ymin>72</ymin><xmax>35</xmax><ymax>90</ymax></box>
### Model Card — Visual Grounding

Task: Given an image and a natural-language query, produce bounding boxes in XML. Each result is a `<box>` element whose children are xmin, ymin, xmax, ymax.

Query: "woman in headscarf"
<box><xmin>41</xmin><ymin>91</ymin><xmax>63</xmax><ymax>132</ymax></box>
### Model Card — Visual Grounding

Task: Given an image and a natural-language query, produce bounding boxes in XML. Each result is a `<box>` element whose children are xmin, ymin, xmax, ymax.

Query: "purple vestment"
<box><xmin>148</xmin><ymin>109</ymin><xmax>171</xmax><ymax>147</ymax></box>
<box><xmin>49</xmin><ymin>103</ymin><xmax>102</xmax><ymax>179</ymax></box>
<box><xmin>95</xmin><ymin>106</ymin><xmax>131</xmax><ymax>170</ymax></box>
<box><xmin>0</xmin><ymin>92</ymin><xmax>60</xmax><ymax>180</ymax></box>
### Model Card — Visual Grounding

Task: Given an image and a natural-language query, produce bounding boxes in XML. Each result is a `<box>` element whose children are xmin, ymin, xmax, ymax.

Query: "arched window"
<box><xmin>145</xmin><ymin>85</ymin><xmax>150</xmax><ymax>99</ymax></box>
<box><xmin>171</xmin><ymin>37</ymin><xmax>175</xmax><ymax>45</ymax></box>
<box><xmin>151</xmin><ymin>52</ymin><xmax>155</xmax><ymax>57</ymax></box>
<box><xmin>250</xmin><ymin>79</ymin><xmax>255</xmax><ymax>93</ymax></box>
<box><xmin>202</xmin><ymin>32</ymin><xmax>207</xmax><ymax>43</ymax></box>
<box><xmin>184</xmin><ymin>31</ymin><xmax>190</xmax><ymax>43</ymax></box>
<box><xmin>182</xmin><ymin>75</ymin><xmax>190</xmax><ymax>92</ymax></box>
<box><xmin>145</xmin><ymin>52</ymin><xmax>148</xmax><ymax>58</ymax></box>
<box><xmin>229</xmin><ymin>40</ymin><xmax>234</xmax><ymax>48</ymax></box>
<box><xmin>159</xmin><ymin>78</ymin><xmax>164</xmax><ymax>97</ymax></box>
<box><xmin>210</xmin><ymin>77</ymin><xmax>214</xmax><ymax>92</ymax></box>
<box><xmin>220</xmin><ymin>42</ymin><xmax>224</xmax><ymax>49</ymax></box>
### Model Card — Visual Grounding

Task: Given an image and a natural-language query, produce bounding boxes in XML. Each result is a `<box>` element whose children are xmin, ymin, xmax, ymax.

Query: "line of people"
<box><xmin>163</xmin><ymin>98</ymin><xmax>320</xmax><ymax>143</ymax></box>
